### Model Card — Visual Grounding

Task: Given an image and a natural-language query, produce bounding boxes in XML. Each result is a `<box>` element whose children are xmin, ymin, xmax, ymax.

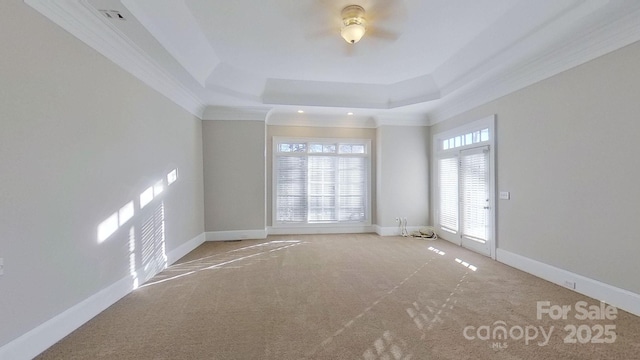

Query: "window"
<box><xmin>274</xmin><ymin>138</ymin><xmax>370</xmax><ymax>226</ymax></box>
<box><xmin>442</xmin><ymin>128</ymin><xmax>489</xmax><ymax>150</ymax></box>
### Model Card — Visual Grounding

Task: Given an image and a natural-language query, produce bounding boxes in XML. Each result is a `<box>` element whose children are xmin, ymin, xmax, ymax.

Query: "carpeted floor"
<box><xmin>37</xmin><ymin>234</ymin><xmax>640</xmax><ymax>359</ymax></box>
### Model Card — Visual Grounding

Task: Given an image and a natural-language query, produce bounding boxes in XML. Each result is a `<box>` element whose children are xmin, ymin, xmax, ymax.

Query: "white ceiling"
<box><xmin>25</xmin><ymin>0</ymin><xmax>640</xmax><ymax>125</ymax></box>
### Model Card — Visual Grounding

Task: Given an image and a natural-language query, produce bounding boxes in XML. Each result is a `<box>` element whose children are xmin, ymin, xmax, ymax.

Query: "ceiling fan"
<box><xmin>308</xmin><ymin>1</ymin><xmax>403</xmax><ymax>48</ymax></box>
<box><xmin>340</xmin><ymin>5</ymin><xmax>367</xmax><ymax>44</ymax></box>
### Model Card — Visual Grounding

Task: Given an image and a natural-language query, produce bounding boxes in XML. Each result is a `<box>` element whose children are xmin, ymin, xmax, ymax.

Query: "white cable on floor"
<box><xmin>401</xmin><ymin>217</ymin><xmax>409</xmax><ymax>237</ymax></box>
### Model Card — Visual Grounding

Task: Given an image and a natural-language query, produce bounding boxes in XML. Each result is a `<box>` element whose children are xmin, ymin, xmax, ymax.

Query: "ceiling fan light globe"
<box><xmin>341</xmin><ymin>23</ymin><xmax>366</xmax><ymax>44</ymax></box>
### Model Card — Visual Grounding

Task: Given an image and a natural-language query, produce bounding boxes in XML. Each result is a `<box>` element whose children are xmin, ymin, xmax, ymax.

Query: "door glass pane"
<box><xmin>438</xmin><ymin>157</ymin><xmax>458</xmax><ymax>232</ymax></box>
<box><xmin>460</xmin><ymin>149</ymin><xmax>488</xmax><ymax>242</ymax></box>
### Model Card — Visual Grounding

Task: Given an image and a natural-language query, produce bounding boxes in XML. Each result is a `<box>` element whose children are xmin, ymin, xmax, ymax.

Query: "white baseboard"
<box><xmin>375</xmin><ymin>225</ymin><xmax>394</xmax><ymax>236</ymax></box>
<box><xmin>267</xmin><ymin>225</ymin><xmax>375</xmax><ymax>235</ymax></box>
<box><xmin>167</xmin><ymin>232</ymin><xmax>206</xmax><ymax>264</ymax></box>
<box><xmin>0</xmin><ymin>274</ymin><xmax>134</xmax><ymax>360</ymax></box>
<box><xmin>206</xmin><ymin>225</ymin><xmax>380</xmax><ymax>240</ymax></box>
<box><xmin>375</xmin><ymin>225</ymin><xmax>428</xmax><ymax>236</ymax></box>
<box><xmin>497</xmin><ymin>249</ymin><xmax>640</xmax><ymax>317</ymax></box>
<box><xmin>206</xmin><ymin>229</ymin><xmax>268</xmax><ymax>241</ymax></box>
<box><xmin>0</xmin><ymin>232</ymin><xmax>206</xmax><ymax>360</ymax></box>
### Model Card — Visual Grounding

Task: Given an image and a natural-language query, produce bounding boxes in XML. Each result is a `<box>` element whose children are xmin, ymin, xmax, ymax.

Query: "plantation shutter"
<box><xmin>338</xmin><ymin>157</ymin><xmax>366</xmax><ymax>222</ymax></box>
<box><xmin>274</xmin><ymin>138</ymin><xmax>370</xmax><ymax>226</ymax></box>
<box><xmin>438</xmin><ymin>156</ymin><xmax>459</xmax><ymax>232</ymax></box>
<box><xmin>308</xmin><ymin>156</ymin><xmax>337</xmax><ymax>222</ymax></box>
<box><xmin>459</xmin><ymin>147</ymin><xmax>489</xmax><ymax>242</ymax></box>
<box><xmin>276</xmin><ymin>156</ymin><xmax>308</xmax><ymax>223</ymax></box>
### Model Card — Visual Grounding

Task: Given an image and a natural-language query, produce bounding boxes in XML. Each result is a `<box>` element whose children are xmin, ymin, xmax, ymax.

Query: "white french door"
<box><xmin>459</xmin><ymin>147</ymin><xmax>490</xmax><ymax>255</ymax></box>
<box><xmin>434</xmin><ymin>116</ymin><xmax>495</xmax><ymax>258</ymax></box>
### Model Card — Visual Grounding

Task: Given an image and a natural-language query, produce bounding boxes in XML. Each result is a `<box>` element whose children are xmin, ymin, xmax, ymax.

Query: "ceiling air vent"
<box><xmin>99</xmin><ymin>10</ymin><xmax>126</xmax><ymax>21</ymax></box>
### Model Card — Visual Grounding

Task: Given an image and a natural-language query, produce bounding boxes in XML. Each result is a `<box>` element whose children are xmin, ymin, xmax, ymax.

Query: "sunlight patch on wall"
<box><xmin>98</xmin><ymin>201</ymin><xmax>136</xmax><ymax>243</ymax></box>
<box><xmin>153</xmin><ymin>181</ymin><xmax>164</xmax><ymax>196</ymax></box>
<box><xmin>129</xmin><ymin>226</ymin><xmax>138</xmax><ymax>289</ymax></box>
<box><xmin>97</xmin><ymin>212</ymin><xmax>118</xmax><ymax>243</ymax></box>
<box><xmin>96</xmin><ymin>168</ymin><xmax>178</xmax><ymax>244</ymax></box>
<box><xmin>167</xmin><ymin>169</ymin><xmax>178</xmax><ymax>185</ymax></box>
<box><xmin>139</xmin><ymin>201</ymin><xmax>168</xmax><ymax>282</ymax></box>
<box><xmin>118</xmin><ymin>201</ymin><xmax>134</xmax><ymax>226</ymax></box>
<box><xmin>96</xmin><ymin>168</ymin><xmax>178</xmax><ymax>289</ymax></box>
<box><xmin>140</xmin><ymin>186</ymin><xmax>154</xmax><ymax>209</ymax></box>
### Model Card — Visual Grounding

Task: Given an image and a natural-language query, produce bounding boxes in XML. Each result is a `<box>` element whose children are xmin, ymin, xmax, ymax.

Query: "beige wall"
<box><xmin>376</xmin><ymin>126</ymin><xmax>430</xmax><ymax>228</ymax></box>
<box><xmin>266</xmin><ymin>126</ymin><xmax>378</xmax><ymax>227</ymax></box>
<box><xmin>431</xmin><ymin>40</ymin><xmax>640</xmax><ymax>294</ymax></box>
<box><xmin>208</xmin><ymin>123</ymin><xmax>431</xmax><ymax>231</ymax></box>
<box><xmin>0</xmin><ymin>1</ymin><xmax>204</xmax><ymax>347</ymax></box>
<box><xmin>9</xmin><ymin>0</ymin><xmax>638</xmax><ymax>349</ymax></box>
<box><xmin>202</xmin><ymin>121</ymin><xmax>266</xmax><ymax>231</ymax></box>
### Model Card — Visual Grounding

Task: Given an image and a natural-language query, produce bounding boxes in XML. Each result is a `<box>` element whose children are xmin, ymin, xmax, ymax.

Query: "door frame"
<box><xmin>432</xmin><ymin>115</ymin><xmax>496</xmax><ymax>259</ymax></box>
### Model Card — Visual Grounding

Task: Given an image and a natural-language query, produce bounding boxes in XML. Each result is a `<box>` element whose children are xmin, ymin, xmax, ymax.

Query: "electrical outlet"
<box><xmin>563</xmin><ymin>280</ymin><xmax>576</xmax><ymax>289</ymax></box>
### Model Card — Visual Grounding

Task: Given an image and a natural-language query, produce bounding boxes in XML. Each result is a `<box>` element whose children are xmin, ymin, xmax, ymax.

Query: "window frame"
<box><xmin>272</xmin><ymin>136</ymin><xmax>372</xmax><ymax>228</ymax></box>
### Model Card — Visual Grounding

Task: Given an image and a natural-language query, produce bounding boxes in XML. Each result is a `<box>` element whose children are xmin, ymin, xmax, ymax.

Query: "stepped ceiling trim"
<box><xmin>24</xmin><ymin>0</ymin><xmax>640</xmax><ymax>126</ymax></box>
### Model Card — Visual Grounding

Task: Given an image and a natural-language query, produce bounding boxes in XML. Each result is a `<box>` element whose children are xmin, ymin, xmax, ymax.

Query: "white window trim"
<box><xmin>432</xmin><ymin>115</ymin><xmax>497</xmax><ymax>259</ymax></box>
<box><xmin>437</xmin><ymin>119</ymin><xmax>493</xmax><ymax>155</ymax></box>
<box><xmin>272</xmin><ymin>136</ymin><xmax>372</xmax><ymax>228</ymax></box>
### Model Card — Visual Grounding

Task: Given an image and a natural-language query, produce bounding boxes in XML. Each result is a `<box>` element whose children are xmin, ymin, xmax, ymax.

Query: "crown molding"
<box><xmin>24</xmin><ymin>0</ymin><xmax>206</xmax><ymax>118</ymax></box>
<box><xmin>120</xmin><ymin>0</ymin><xmax>220</xmax><ymax>88</ymax></box>
<box><xmin>202</xmin><ymin>106</ymin><xmax>271</xmax><ymax>121</ymax></box>
<box><xmin>203</xmin><ymin>102</ymin><xmax>429</xmax><ymax>128</ymax></box>
<box><xmin>264</xmin><ymin>112</ymin><xmax>429</xmax><ymax>128</ymax></box>
<box><xmin>374</xmin><ymin>114</ymin><xmax>430</xmax><ymax>127</ymax></box>
<box><xmin>428</xmin><ymin>5</ymin><xmax>640</xmax><ymax>124</ymax></box>
<box><xmin>266</xmin><ymin>112</ymin><xmax>378</xmax><ymax>129</ymax></box>
<box><xmin>432</xmin><ymin>0</ymin><xmax>588</xmax><ymax>99</ymax></box>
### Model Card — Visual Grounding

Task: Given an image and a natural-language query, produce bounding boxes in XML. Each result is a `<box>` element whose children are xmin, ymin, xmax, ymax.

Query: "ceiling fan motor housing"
<box><xmin>341</xmin><ymin>5</ymin><xmax>366</xmax><ymax>43</ymax></box>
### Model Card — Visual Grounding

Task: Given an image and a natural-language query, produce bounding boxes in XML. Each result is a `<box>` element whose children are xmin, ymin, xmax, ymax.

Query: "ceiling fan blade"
<box><xmin>368</xmin><ymin>0</ymin><xmax>407</xmax><ymax>22</ymax></box>
<box><xmin>305</xmin><ymin>27</ymin><xmax>338</xmax><ymax>40</ymax></box>
<box><xmin>367</xmin><ymin>27</ymin><xmax>399</xmax><ymax>41</ymax></box>
<box><xmin>304</xmin><ymin>0</ymin><xmax>343</xmax><ymax>40</ymax></box>
<box><xmin>311</xmin><ymin>0</ymin><xmax>343</xmax><ymax>15</ymax></box>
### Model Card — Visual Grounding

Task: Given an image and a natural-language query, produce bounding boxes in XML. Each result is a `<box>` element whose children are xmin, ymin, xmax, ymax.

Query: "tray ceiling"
<box><xmin>25</xmin><ymin>0</ymin><xmax>640</xmax><ymax>124</ymax></box>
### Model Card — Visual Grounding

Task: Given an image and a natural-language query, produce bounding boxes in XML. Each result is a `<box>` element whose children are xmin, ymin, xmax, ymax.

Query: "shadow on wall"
<box><xmin>96</xmin><ymin>169</ymin><xmax>178</xmax><ymax>289</ymax></box>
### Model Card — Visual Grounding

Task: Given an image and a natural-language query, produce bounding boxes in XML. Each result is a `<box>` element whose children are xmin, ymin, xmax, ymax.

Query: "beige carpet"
<box><xmin>37</xmin><ymin>234</ymin><xmax>640</xmax><ymax>359</ymax></box>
